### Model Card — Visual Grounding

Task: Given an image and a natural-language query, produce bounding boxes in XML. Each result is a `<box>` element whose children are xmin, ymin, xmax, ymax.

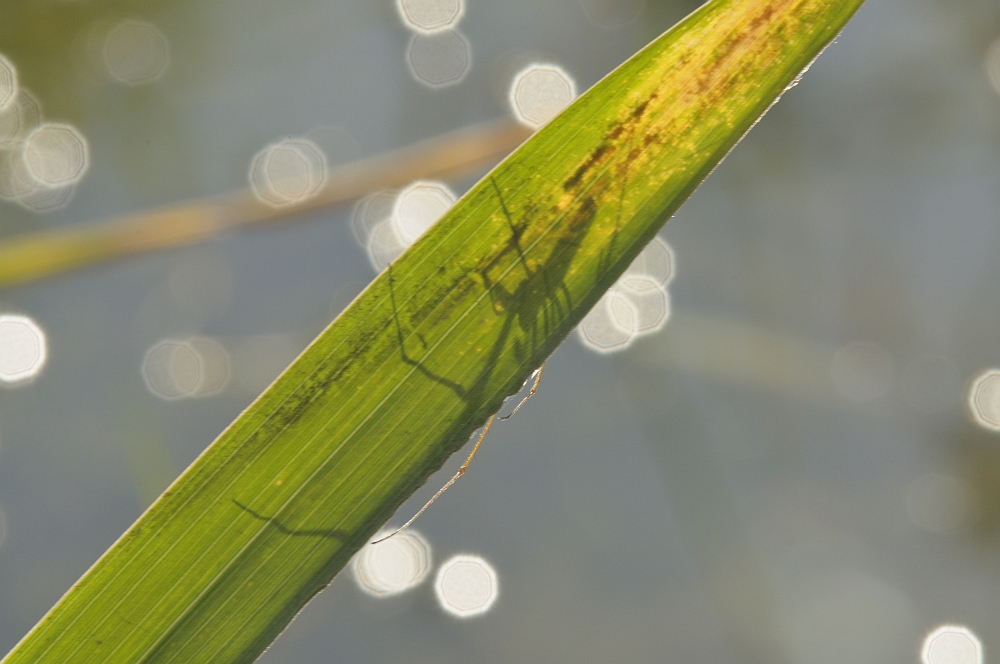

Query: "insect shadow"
<box><xmin>376</xmin><ymin>173</ymin><xmax>608</xmax><ymax>524</ymax></box>
<box><xmin>232</xmin><ymin>499</ymin><xmax>353</xmax><ymax>544</ymax></box>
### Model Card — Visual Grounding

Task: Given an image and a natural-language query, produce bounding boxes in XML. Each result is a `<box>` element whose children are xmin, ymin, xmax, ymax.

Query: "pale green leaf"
<box><xmin>2</xmin><ymin>1</ymin><xmax>865</xmax><ymax>662</ymax></box>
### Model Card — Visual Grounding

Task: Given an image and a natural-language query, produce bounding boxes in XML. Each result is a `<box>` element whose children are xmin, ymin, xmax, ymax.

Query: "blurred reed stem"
<box><xmin>0</xmin><ymin>118</ymin><xmax>531</xmax><ymax>289</ymax></box>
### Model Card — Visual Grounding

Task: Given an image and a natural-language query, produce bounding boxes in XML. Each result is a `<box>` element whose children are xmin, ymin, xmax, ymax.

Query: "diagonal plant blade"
<box><xmin>2</xmin><ymin>1</ymin><xmax>865</xmax><ymax>662</ymax></box>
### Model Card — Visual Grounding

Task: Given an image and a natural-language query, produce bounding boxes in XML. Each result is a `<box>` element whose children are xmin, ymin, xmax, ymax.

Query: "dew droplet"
<box><xmin>103</xmin><ymin>19</ymin><xmax>170</xmax><ymax>85</ymax></box>
<box><xmin>434</xmin><ymin>554</ymin><xmax>498</xmax><ymax>617</ymax></box>
<box><xmin>396</xmin><ymin>0</ymin><xmax>465</xmax><ymax>34</ymax></box>
<box><xmin>0</xmin><ymin>314</ymin><xmax>47</xmax><ymax>384</ymax></box>
<box><xmin>249</xmin><ymin>138</ymin><xmax>327</xmax><ymax>208</ymax></box>
<box><xmin>966</xmin><ymin>368</ymin><xmax>1000</xmax><ymax>431</ymax></box>
<box><xmin>406</xmin><ymin>30</ymin><xmax>472</xmax><ymax>89</ymax></box>
<box><xmin>509</xmin><ymin>63</ymin><xmax>576</xmax><ymax>128</ymax></box>
<box><xmin>353</xmin><ymin>529</ymin><xmax>432</xmax><ymax>596</ymax></box>
<box><xmin>921</xmin><ymin>625</ymin><xmax>982</xmax><ymax>664</ymax></box>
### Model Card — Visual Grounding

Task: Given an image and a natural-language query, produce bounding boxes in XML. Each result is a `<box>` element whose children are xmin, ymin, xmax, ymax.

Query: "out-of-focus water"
<box><xmin>2</xmin><ymin>0</ymin><xmax>1000</xmax><ymax>662</ymax></box>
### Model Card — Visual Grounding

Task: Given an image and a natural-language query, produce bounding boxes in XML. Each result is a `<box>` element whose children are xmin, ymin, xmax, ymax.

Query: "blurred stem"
<box><xmin>0</xmin><ymin>118</ymin><xmax>531</xmax><ymax>289</ymax></box>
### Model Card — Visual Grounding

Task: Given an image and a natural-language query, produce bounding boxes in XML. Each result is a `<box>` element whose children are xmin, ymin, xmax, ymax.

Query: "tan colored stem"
<box><xmin>0</xmin><ymin>118</ymin><xmax>531</xmax><ymax>289</ymax></box>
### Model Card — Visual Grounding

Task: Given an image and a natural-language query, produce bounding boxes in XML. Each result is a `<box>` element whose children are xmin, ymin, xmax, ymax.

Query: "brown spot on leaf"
<box><xmin>564</xmin><ymin>143</ymin><xmax>613</xmax><ymax>190</ymax></box>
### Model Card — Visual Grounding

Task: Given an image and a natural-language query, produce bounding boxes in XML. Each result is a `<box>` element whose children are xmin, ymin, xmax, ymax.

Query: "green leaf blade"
<box><xmin>3</xmin><ymin>1</ymin><xmax>865</xmax><ymax>662</ymax></box>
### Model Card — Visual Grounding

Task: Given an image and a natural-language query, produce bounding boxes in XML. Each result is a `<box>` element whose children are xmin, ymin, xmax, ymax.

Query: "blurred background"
<box><xmin>1</xmin><ymin>0</ymin><xmax>999</xmax><ymax>662</ymax></box>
